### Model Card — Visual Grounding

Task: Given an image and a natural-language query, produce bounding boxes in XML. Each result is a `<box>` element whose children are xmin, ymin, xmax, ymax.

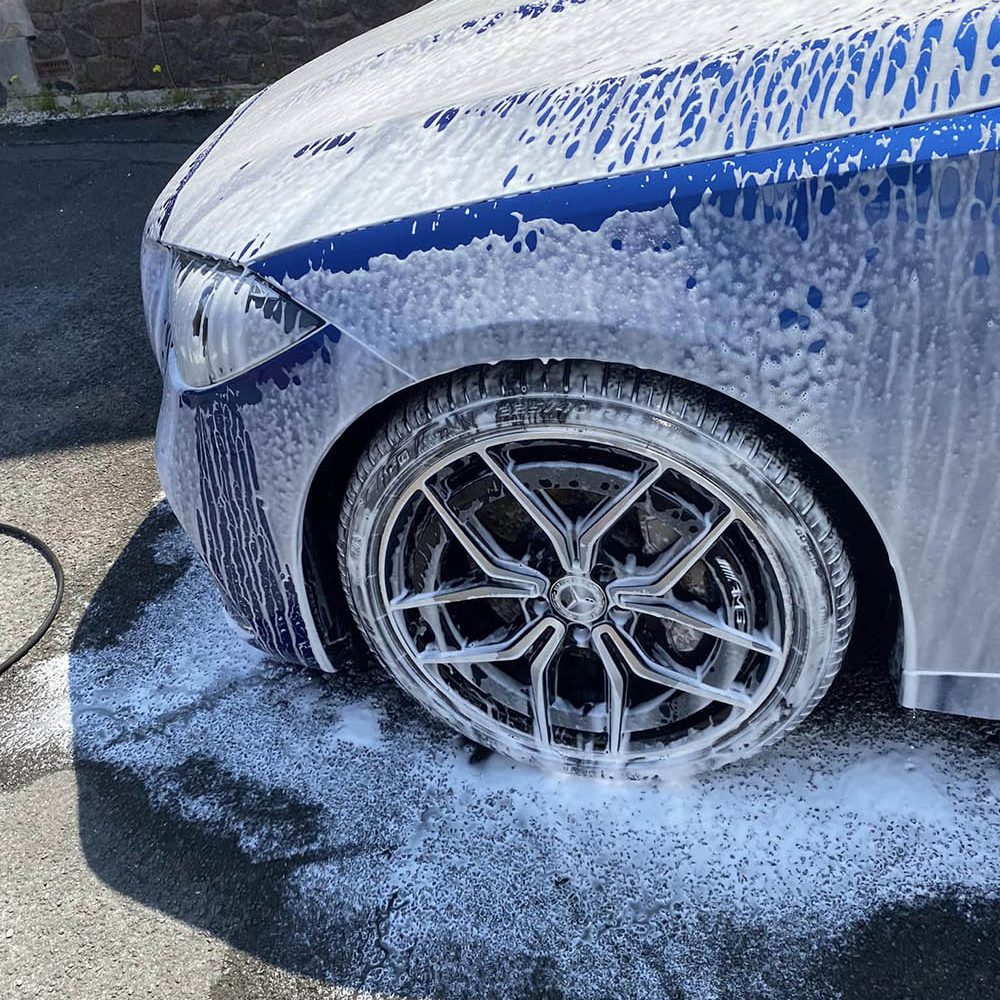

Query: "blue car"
<box><xmin>142</xmin><ymin>0</ymin><xmax>1000</xmax><ymax>777</ymax></box>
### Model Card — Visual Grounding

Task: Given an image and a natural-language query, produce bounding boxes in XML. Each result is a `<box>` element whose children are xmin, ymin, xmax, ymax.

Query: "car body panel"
<box><xmin>150</xmin><ymin>0</ymin><xmax>1000</xmax><ymax>260</ymax></box>
<box><xmin>154</xmin><ymin>328</ymin><xmax>410</xmax><ymax>667</ymax></box>
<box><xmin>147</xmin><ymin>0</ymin><xmax>1000</xmax><ymax>721</ymax></box>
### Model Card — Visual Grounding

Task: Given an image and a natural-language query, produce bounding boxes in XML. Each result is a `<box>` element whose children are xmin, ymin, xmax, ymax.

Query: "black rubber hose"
<box><xmin>0</xmin><ymin>523</ymin><xmax>64</xmax><ymax>677</ymax></box>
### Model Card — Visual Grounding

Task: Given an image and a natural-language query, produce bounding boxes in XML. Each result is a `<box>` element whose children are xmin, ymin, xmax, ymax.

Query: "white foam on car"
<box><xmin>151</xmin><ymin>0</ymin><xmax>999</xmax><ymax>259</ymax></box>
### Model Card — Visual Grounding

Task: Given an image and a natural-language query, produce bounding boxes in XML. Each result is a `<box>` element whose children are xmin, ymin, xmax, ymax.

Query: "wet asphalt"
<box><xmin>0</xmin><ymin>112</ymin><xmax>998</xmax><ymax>1000</ymax></box>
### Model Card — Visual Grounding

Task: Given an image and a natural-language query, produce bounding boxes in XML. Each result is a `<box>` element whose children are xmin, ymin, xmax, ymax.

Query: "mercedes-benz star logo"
<box><xmin>550</xmin><ymin>576</ymin><xmax>608</xmax><ymax>624</ymax></box>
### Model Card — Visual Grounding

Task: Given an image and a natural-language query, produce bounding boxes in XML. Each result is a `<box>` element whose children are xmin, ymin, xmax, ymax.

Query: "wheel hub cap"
<box><xmin>551</xmin><ymin>576</ymin><xmax>607</xmax><ymax>624</ymax></box>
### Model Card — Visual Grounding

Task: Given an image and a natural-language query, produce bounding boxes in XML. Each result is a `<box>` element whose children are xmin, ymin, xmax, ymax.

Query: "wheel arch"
<box><xmin>300</xmin><ymin>356</ymin><xmax>908</xmax><ymax>685</ymax></box>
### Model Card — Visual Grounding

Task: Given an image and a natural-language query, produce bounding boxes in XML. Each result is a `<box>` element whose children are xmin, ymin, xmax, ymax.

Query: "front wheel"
<box><xmin>338</xmin><ymin>361</ymin><xmax>855</xmax><ymax>778</ymax></box>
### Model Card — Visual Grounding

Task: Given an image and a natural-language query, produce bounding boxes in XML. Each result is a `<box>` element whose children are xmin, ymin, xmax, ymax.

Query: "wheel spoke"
<box><xmin>419</xmin><ymin>616</ymin><xmax>563</xmax><ymax>666</ymax></box>
<box><xmin>587</xmin><ymin>627</ymin><xmax>631</xmax><ymax>757</ymax></box>
<box><xmin>392</xmin><ymin>582</ymin><xmax>533</xmax><ymax>611</ymax></box>
<box><xmin>611</xmin><ymin>508</ymin><xmax>738</xmax><ymax>602</ymax></box>
<box><xmin>479</xmin><ymin>447</ymin><xmax>576</xmax><ymax>573</ymax></box>
<box><xmin>420</xmin><ymin>484</ymin><xmax>544</xmax><ymax>596</ymax></box>
<box><xmin>592</xmin><ymin>624</ymin><xmax>752</xmax><ymax>708</ymax></box>
<box><xmin>577</xmin><ymin>461</ymin><xmax>666</xmax><ymax>572</ymax></box>
<box><xmin>530</xmin><ymin>621</ymin><xmax>567</xmax><ymax>747</ymax></box>
<box><xmin>600</xmin><ymin>649</ymin><xmax>629</xmax><ymax>757</ymax></box>
<box><xmin>618</xmin><ymin>596</ymin><xmax>781</xmax><ymax>657</ymax></box>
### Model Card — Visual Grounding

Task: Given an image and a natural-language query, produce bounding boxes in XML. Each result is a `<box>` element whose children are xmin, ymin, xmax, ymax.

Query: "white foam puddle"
<box><xmin>4</xmin><ymin>528</ymin><xmax>998</xmax><ymax>997</ymax></box>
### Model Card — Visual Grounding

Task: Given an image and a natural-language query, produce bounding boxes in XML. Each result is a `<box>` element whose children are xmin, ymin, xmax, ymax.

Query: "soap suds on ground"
<box><xmin>2</xmin><ymin>523</ymin><xmax>998</xmax><ymax>998</ymax></box>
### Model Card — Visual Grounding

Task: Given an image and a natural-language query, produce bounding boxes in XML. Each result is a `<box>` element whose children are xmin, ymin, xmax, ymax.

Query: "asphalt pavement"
<box><xmin>0</xmin><ymin>112</ymin><xmax>998</xmax><ymax>1000</ymax></box>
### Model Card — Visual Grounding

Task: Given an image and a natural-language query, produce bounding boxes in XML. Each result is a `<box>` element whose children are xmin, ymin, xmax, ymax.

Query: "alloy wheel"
<box><xmin>376</xmin><ymin>428</ymin><xmax>791</xmax><ymax>771</ymax></box>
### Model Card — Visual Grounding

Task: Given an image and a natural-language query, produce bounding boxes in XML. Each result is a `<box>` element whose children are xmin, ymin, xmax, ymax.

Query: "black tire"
<box><xmin>338</xmin><ymin>361</ymin><xmax>855</xmax><ymax>777</ymax></box>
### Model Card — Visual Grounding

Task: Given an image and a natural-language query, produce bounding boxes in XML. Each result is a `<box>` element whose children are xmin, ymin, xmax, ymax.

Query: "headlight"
<box><xmin>162</xmin><ymin>251</ymin><xmax>324</xmax><ymax>388</ymax></box>
<box><xmin>140</xmin><ymin>240</ymin><xmax>173</xmax><ymax>370</ymax></box>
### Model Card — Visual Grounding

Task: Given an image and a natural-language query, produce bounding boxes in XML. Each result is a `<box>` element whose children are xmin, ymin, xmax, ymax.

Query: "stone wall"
<box><xmin>21</xmin><ymin>0</ymin><xmax>427</xmax><ymax>94</ymax></box>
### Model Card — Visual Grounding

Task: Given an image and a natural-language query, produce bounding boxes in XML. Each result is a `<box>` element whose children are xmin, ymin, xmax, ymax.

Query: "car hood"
<box><xmin>150</xmin><ymin>0</ymin><xmax>998</xmax><ymax>262</ymax></box>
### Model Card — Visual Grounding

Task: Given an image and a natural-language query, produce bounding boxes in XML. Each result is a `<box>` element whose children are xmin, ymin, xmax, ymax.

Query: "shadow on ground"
<box><xmin>67</xmin><ymin>503</ymin><xmax>1000</xmax><ymax>999</ymax></box>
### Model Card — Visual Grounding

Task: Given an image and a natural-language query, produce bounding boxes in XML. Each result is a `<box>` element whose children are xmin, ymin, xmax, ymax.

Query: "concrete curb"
<box><xmin>0</xmin><ymin>82</ymin><xmax>253</xmax><ymax>124</ymax></box>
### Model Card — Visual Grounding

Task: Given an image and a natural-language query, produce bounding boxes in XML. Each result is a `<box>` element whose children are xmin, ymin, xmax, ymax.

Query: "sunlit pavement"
<box><xmin>1</xmin><ymin>113</ymin><xmax>998</xmax><ymax>1000</ymax></box>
